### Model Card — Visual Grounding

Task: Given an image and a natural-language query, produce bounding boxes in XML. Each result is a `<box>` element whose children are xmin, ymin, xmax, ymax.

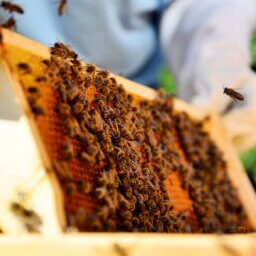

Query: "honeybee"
<box><xmin>67</xmin><ymin>86</ymin><xmax>80</xmax><ymax>101</ymax></box>
<box><xmin>110</xmin><ymin>77</ymin><xmax>117</xmax><ymax>84</ymax></box>
<box><xmin>57</xmin><ymin>102</ymin><xmax>71</xmax><ymax>116</ymax></box>
<box><xmin>121</xmin><ymin>220</ymin><xmax>132</xmax><ymax>231</ymax></box>
<box><xmin>80</xmin><ymin>151</ymin><xmax>95</xmax><ymax>166</ymax></box>
<box><xmin>115</xmin><ymin>148</ymin><xmax>125</xmax><ymax>162</ymax></box>
<box><xmin>53</xmin><ymin>42</ymin><xmax>77</xmax><ymax>59</ymax></box>
<box><xmin>86</xmin><ymin>64</ymin><xmax>96</xmax><ymax>74</ymax></box>
<box><xmin>133</xmin><ymin>130</ymin><xmax>144</xmax><ymax>142</ymax></box>
<box><xmin>121</xmin><ymin>127</ymin><xmax>134</xmax><ymax>141</ymax></box>
<box><xmin>97</xmin><ymin>172</ymin><xmax>108</xmax><ymax>186</ymax></box>
<box><xmin>10</xmin><ymin>202</ymin><xmax>42</xmax><ymax>232</ymax></box>
<box><xmin>87</xmin><ymin>116</ymin><xmax>103</xmax><ymax>133</ymax></box>
<box><xmin>77</xmin><ymin>181</ymin><xmax>92</xmax><ymax>194</ymax></box>
<box><xmin>60</xmin><ymin>142</ymin><xmax>75</xmax><ymax>160</ymax></box>
<box><xmin>73</xmin><ymin>101</ymin><xmax>84</xmax><ymax>114</ymax></box>
<box><xmin>120</xmin><ymin>210</ymin><xmax>132</xmax><ymax>220</ymax></box>
<box><xmin>127</xmin><ymin>94</ymin><xmax>133</xmax><ymax>103</ymax></box>
<box><xmin>1</xmin><ymin>1</ymin><xmax>24</xmax><ymax>14</ymax></box>
<box><xmin>65</xmin><ymin>181</ymin><xmax>77</xmax><ymax>196</ymax></box>
<box><xmin>17</xmin><ymin>62</ymin><xmax>32</xmax><ymax>74</ymax></box>
<box><xmin>97</xmin><ymin>70</ymin><xmax>109</xmax><ymax>79</ymax></box>
<box><xmin>93</xmin><ymin>75</ymin><xmax>104</xmax><ymax>87</ymax></box>
<box><xmin>35</xmin><ymin>76</ymin><xmax>47</xmax><ymax>83</ymax></box>
<box><xmin>223</xmin><ymin>87</ymin><xmax>244</xmax><ymax>101</ymax></box>
<box><xmin>27</xmin><ymin>86</ymin><xmax>39</xmax><ymax>94</ymax></box>
<box><xmin>94</xmin><ymin>187</ymin><xmax>107</xmax><ymax>200</ymax></box>
<box><xmin>97</xmin><ymin>206</ymin><xmax>109</xmax><ymax>220</ymax></box>
<box><xmin>53</xmin><ymin>160</ymin><xmax>73</xmax><ymax>180</ymax></box>
<box><xmin>42</xmin><ymin>59</ymin><xmax>51</xmax><ymax>67</ymax></box>
<box><xmin>63</xmin><ymin>117</ymin><xmax>81</xmax><ymax>137</ymax></box>
<box><xmin>58</xmin><ymin>0</ymin><xmax>67</xmax><ymax>16</ymax></box>
<box><xmin>31</xmin><ymin>105</ymin><xmax>44</xmax><ymax>116</ymax></box>
<box><xmin>1</xmin><ymin>17</ymin><xmax>16</xmax><ymax>29</ymax></box>
<box><xmin>101</xmin><ymin>127</ymin><xmax>111</xmax><ymax>143</ymax></box>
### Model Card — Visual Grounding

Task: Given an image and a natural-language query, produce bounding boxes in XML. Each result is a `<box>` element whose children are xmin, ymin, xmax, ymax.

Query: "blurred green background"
<box><xmin>158</xmin><ymin>36</ymin><xmax>256</xmax><ymax>188</ymax></box>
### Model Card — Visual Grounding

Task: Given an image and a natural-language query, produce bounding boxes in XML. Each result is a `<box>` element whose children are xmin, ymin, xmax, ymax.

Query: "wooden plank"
<box><xmin>1</xmin><ymin>28</ymin><xmax>256</xmax><ymax>230</ymax></box>
<box><xmin>0</xmin><ymin>234</ymin><xmax>255</xmax><ymax>256</ymax></box>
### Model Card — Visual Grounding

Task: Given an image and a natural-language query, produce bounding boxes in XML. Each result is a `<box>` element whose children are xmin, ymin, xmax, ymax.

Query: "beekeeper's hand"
<box><xmin>161</xmin><ymin>0</ymin><xmax>256</xmax><ymax>153</ymax></box>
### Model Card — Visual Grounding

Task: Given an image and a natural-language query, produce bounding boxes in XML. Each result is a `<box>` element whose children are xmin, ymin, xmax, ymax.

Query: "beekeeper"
<box><xmin>13</xmin><ymin>0</ymin><xmax>256</xmax><ymax>151</ymax></box>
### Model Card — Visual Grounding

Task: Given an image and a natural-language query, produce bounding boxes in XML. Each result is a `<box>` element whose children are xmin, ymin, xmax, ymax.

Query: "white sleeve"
<box><xmin>161</xmin><ymin>0</ymin><xmax>256</xmax><ymax>113</ymax></box>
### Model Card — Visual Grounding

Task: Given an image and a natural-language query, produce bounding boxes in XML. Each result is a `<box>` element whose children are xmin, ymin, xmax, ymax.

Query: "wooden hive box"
<box><xmin>0</xmin><ymin>29</ymin><xmax>256</xmax><ymax>255</ymax></box>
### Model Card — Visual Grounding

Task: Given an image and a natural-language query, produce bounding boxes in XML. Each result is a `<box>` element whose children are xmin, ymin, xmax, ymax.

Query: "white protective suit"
<box><xmin>161</xmin><ymin>0</ymin><xmax>256</xmax><ymax>152</ymax></box>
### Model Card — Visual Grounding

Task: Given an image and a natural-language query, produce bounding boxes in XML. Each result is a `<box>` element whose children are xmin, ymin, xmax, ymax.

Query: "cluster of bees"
<box><xmin>174</xmin><ymin>113</ymin><xmax>247</xmax><ymax>232</ymax></box>
<box><xmin>0</xmin><ymin>1</ymin><xmax>24</xmax><ymax>30</ymax></box>
<box><xmin>18</xmin><ymin>41</ymin><xmax>246</xmax><ymax>233</ymax></box>
<box><xmin>37</xmin><ymin>43</ymin><xmax>189</xmax><ymax>232</ymax></box>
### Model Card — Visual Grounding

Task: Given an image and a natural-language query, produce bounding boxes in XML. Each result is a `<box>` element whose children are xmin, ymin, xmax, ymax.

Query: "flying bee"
<box><xmin>1</xmin><ymin>17</ymin><xmax>16</xmax><ymax>30</ymax></box>
<box><xmin>58</xmin><ymin>0</ymin><xmax>67</xmax><ymax>16</ymax></box>
<box><xmin>223</xmin><ymin>87</ymin><xmax>244</xmax><ymax>101</ymax></box>
<box><xmin>1</xmin><ymin>1</ymin><xmax>24</xmax><ymax>14</ymax></box>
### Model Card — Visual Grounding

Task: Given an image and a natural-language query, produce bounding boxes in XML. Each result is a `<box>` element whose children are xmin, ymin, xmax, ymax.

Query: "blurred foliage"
<box><xmin>158</xmin><ymin>65</ymin><xmax>177</xmax><ymax>95</ymax></box>
<box><xmin>251</xmin><ymin>35</ymin><xmax>256</xmax><ymax>71</ymax></box>
<box><xmin>240</xmin><ymin>148</ymin><xmax>256</xmax><ymax>188</ymax></box>
<box><xmin>245</xmin><ymin>35</ymin><xmax>256</xmax><ymax>187</ymax></box>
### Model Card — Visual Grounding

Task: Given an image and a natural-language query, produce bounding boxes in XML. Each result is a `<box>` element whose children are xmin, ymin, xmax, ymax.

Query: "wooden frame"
<box><xmin>0</xmin><ymin>28</ymin><xmax>256</xmax><ymax>255</ymax></box>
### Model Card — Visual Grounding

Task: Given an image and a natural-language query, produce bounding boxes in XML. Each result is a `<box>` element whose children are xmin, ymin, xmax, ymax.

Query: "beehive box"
<box><xmin>0</xmin><ymin>28</ymin><xmax>256</xmax><ymax>255</ymax></box>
